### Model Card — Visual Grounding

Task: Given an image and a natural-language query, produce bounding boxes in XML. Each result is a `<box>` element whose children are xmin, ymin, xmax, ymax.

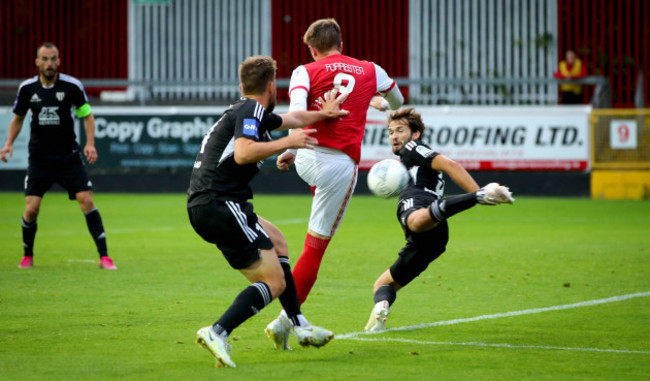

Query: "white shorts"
<box><xmin>295</xmin><ymin>147</ymin><xmax>358</xmax><ymax>237</ymax></box>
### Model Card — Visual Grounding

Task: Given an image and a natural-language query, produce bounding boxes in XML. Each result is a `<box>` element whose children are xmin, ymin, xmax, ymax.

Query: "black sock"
<box><xmin>84</xmin><ymin>209</ymin><xmax>108</xmax><ymax>257</ymax></box>
<box><xmin>277</xmin><ymin>256</ymin><xmax>303</xmax><ymax>326</ymax></box>
<box><xmin>429</xmin><ymin>192</ymin><xmax>478</xmax><ymax>222</ymax></box>
<box><xmin>374</xmin><ymin>285</ymin><xmax>397</xmax><ymax>306</ymax></box>
<box><xmin>21</xmin><ymin>217</ymin><xmax>37</xmax><ymax>257</ymax></box>
<box><xmin>213</xmin><ymin>282</ymin><xmax>272</xmax><ymax>336</ymax></box>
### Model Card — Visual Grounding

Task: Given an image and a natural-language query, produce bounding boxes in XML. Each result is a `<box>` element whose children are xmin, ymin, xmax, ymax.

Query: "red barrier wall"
<box><xmin>1</xmin><ymin>0</ymin><xmax>128</xmax><ymax>96</ymax></box>
<box><xmin>270</xmin><ymin>0</ymin><xmax>410</xmax><ymax>101</ymax></box>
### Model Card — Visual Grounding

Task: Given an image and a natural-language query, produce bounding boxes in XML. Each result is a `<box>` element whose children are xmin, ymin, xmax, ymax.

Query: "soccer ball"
<box><xmin>367</xmin><ymin>159</ymin><xmax>410</xmax><ymax>198</ymax></box>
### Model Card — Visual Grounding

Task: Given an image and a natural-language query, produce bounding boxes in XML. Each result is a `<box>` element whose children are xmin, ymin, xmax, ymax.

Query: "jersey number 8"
<box><xmin>333</xmin><ymin>72</ymin><xmax>355</xmax><ymax>95</ymax></box>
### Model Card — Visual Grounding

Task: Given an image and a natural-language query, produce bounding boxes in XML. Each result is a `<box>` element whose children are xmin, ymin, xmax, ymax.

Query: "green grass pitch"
<box><xmin>1</xmin><ymin>192</ymin><xmax>648</xmax><ymax>380</ymax></box>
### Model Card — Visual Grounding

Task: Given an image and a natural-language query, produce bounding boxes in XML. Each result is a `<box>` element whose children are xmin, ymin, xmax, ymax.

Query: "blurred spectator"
<box><xmin>554</xmin><ymin>49</ymin><xmax>587</xmax><ymax>104</ymax></box>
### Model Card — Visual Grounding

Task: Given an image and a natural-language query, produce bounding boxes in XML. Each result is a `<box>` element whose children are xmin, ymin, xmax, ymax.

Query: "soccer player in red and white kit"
<box><xmin>265</xmin><ymin>18</ymin><xmax>404</xmax><ymax>350</ymax></box>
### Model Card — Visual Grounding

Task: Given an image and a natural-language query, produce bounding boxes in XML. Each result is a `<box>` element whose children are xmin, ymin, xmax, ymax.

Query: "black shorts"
<box><xmin>25</xmin><ymin>152</ymin><xmax>92</xmax><ymax>200</ymax></box>
<box><xmin>390</xmin><ymin>190</ymin><xmax>449</xmax><ymax>287</ymax></box>
<box><xmin>188</xmin><ymin>198</ymin><xmax>274</xmax><ymax>269</ymax></box>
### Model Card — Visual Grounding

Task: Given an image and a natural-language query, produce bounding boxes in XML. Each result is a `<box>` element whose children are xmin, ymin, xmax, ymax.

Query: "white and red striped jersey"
<box><xmin>288</xmin><ymin>54</ymin><xmax>396</xmax><ymax>163</ymax></box>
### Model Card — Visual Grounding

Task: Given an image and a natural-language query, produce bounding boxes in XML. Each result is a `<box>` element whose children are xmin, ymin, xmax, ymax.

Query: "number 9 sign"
<box><xmin>610</xmin><ymin>120</ymin><xmax>637</xmax><ymax>149</ymax></box>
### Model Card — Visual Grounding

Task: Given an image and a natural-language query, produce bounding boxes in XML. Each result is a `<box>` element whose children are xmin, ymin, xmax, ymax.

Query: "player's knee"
<box><xmin>76</xmin><ymin>193</ymin><xmax>95</xmax><ymax>212</ymax></box>
<box><xmin>267</xmin><ymin>276</ymin><xmax>286</xmax><ymax>299</ymax></box>
<box><xmin>24</xmin><ymin>205</ymin><xmax>39</xmax><ymax>220</ymax></box>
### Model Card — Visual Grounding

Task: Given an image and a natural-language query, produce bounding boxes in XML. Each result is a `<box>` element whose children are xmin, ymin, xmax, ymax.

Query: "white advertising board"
<box><xmin>0</xmin><ymin>109</ymin><xmax>30</xmax><ymax>169</ymax></box>
<box><xmin>360</xmin><ymin>105</ymin><xmax>592</xmax><ymax>171</ymax></box>
<box><xmin>1</xmin><ymin>105</ymin><xmax>592</xmax><ymax>172</ymax></box>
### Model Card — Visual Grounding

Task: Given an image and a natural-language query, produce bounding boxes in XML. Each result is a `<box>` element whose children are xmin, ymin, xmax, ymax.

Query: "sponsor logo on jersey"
<box><xmin>415</xmin><ymin>145</ymin><xmax>434</xmax><ymax>157</ymax></box>
<box><xmin>242</xmin><ymin>118</ymin><xmax>259</xmax><ymax>137</ymax></box>
<box><xmin>30</xmin><ymin>93</ymin><xmax>41</xmax><ymax>103</ymax></box>
<box><xmin>38</xmin><ymin>107</ymin><xmax>60</xmax><ymax>125</ymax></box>
<box><xmin>56</xmin><ymin>92</ymin><xmax>65</xmax><ymax>101</ymax></box>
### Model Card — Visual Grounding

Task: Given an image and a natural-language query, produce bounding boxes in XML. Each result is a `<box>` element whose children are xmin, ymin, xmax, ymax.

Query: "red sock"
<box><xmin>292</xmin><ymin>234</ymin><xmax>331</xmax><ymax>305</ymax></box>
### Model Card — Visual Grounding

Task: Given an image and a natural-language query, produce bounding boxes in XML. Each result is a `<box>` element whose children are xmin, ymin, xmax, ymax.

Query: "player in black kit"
<box><xmin>0</xmin><ymin>42</ymin><xmax>117</xmax><ymax>270</ymax></box>
<box><xmin>364</xmin><ymin>107</ymin><xmax>514</xmax><ymax>332</ymax></box>
<box><xmin>189</xmin><ymin>56</ymin><xmax>349</xmax><ymax>368</ymax></box>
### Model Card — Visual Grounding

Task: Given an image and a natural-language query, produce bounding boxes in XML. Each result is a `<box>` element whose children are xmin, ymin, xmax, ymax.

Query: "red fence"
<box><xmin>0</xmin><ymin>0</ymin><xmax>128</xmax><ymax>96</ymax></box>
<box><xmin>270</xmin><ymin>0</ymin><xmax>410</xmax><ymax>101</ymax></box>
<box><xmin>557</xmin><ymin>0</ymin><xmax>650</xmax><ymax>107</ymax></box>
<box><xmin>1</xmin><ymin>0</ymin><xmax>647</xmax><ymax>107</ymax></box>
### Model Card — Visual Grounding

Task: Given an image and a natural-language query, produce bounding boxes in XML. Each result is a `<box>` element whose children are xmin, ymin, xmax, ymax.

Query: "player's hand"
<box><xmin>0</xmin><ymin>144</ymin><xmax>12</xmax><ymax>163</ymax></box>
<box><xmin>84</xmin><ymin>144</ymin><xmax>98</xmax><ymax>164</ymax></box>
<box><xmin>316</xmin><ymin>88</ymin><xmax>350</xmax><ymax>119</ymax></box>
<box><xmin>276</xmin><ymin>150</ymin><xmax>296</xmax><ymax>171</ymax></box>
<box><xmin>370</xmin><ymin>96</ymin><xmax>390</xmax><ymax>111</ymax></box>
<box><xmin>287</xmin><ymin>129</ymin><xmax>318</xmax><ymax>150</ymax></box>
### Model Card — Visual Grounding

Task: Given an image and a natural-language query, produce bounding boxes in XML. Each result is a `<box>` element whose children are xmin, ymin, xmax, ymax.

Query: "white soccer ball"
<box><xmin>367</xmin><ymin>159</ymin><xmax>410</xmax><ymax>198</ymax></box>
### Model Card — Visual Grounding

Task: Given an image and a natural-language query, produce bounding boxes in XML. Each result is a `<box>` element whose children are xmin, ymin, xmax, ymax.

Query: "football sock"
<box><xmin>292</xmin><ymin>234</ymin><xmax>330</xmax><ymax>305</ymax></box>
<box><xmin>429</xmin><ymin>192</ymin><xmax>478</xmax><ymax>222</ymax></box>
<box><xmin>374</xmin><ymin>285</ymin><xmax>397</xmax><ymax>306</ymax></box>
<box><xmin>84</xmin><ymin>208</ymin><xmax>108</xmax><ymax>257</ymax></box>
<box><xmin>277</xmin><ymin>256</ymin><xmax>305</xmax><ymax>326</ymax></box>
<box><xmin>21</xmin><ymin>217</ymin><xmax>37</xmax><ymax>257</ymax></box>
<box><xmin>210</xmin><ymin>324</ymin><xmax>229</xmax><ymax>339</ymax></box>
<box><xmin>213</xmin><ymin>282</ymin><xmax>272</xmax><ymax>335</ymax></box>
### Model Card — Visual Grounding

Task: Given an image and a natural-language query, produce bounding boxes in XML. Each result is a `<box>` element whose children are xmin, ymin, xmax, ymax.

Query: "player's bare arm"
<box><xmin>277</xmin><ymin>89</ymin><xmax>349</xmax><ymax>131</ymax></box>
<box><xmin>234</xmin><ymin>129</ymin><xmax>318</xmax><ymax>165</ymax></box>
<box><xmin>1</xmin><ymin>114</ymin><xmax>26</xmax><ymax>163</ymax></box>
<box><xmin>405</xmin><ymin>154</ymin><xmax>481</xmax><ymax>232</ymax></box>
<box><xmin>82</xmin><ymin>114</ymin><xmax>98</xmax><ymax>164</ymax></box>
<box><xmin>431</xmin><ymin>154</ymin><xmax>480</xmax><ymax>192</ymax></box>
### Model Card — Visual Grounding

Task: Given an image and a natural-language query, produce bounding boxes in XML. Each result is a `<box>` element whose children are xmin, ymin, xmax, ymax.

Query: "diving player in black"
<box><xmin>189</xmin><ymin>56</ymin><xmax>349</xmax><ymax>368</ymax></box>
<box><xmin>364</xmin><ymin>107</ymin><xmax>514</xmax><ymax>332</ymax></box>
<box><xmin>1</xmin><ymin>42</ymin><xmax>117</xmax><ymax>270</ymax></box>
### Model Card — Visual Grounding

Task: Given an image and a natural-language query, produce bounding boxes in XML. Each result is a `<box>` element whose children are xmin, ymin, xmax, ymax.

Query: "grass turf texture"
<box><xmin>0</xmin><ymin>192</ymin><xmax>648</xmax><ymax>380</ymax></box>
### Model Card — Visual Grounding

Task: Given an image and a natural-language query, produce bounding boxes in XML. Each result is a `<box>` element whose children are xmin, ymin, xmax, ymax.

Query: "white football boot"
<box><xmin>195</xmin><ymin>326</ymin><xmax>236</xmax><ymax>368</ymax></box>
<box><xmin>264</xmin><ymin>311</ymin><xmax>293</xmax><ymax>350</ymax></box>
<box><xmin>365</xmin><ymin>300</ymin><xmax>391</xmax><ymax>332</ymax></box>
<box><xmin>294</xmin><ymin>325</ymin><xmax>335</xmax><ymax>348</ymax></box>
<box><xmin>477</xmin><ymin>182</ymin><xmax>515</xmax><ymax>205</ymax></box>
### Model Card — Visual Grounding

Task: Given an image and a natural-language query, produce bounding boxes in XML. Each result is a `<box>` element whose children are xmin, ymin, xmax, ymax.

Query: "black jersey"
<box><xmin>187</xmin><ymin>98</ymin><xmax>283</xmax><ymax>206</ymax></box>
<box><xmin>13</xmin><ymin>74</ymin><xmax>90</xmax><ymax>162</ymax></box>
<box><xmin>396</xmin><ymin>140</ymin><xmax>449</xmax><ymax>257</ymax></box>
<box><xmin>398</xmin><ymin>140</ymin><xmax>445</xmax><ymax>201</ymax></box>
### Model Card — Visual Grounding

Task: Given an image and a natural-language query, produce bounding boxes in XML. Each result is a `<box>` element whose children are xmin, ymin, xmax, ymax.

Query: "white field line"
<box><xmin>338</xmin><ymin>291</ymin><xmax>650</xmax><ymax>343</ymax></box>
<box><xmin>274</xmin><ymin>218</ymin><xmax>309</xmax><ymax>225</ymax></box>
<box><xmin>346</xmin><ymin>337</ymin><xmax>650</xmax><ymax>355</ymax></box>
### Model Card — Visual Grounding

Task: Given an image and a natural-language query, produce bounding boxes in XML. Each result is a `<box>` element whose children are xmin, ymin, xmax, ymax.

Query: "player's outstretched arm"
<box><xmin>234</xmin><ymin>129</ymin><xmax>318</xmax><ymax>165</ymax></box>
<box><xmin>431</xmin><ymin>154</ymin><xmax>480</xmax><ymax>193</ymax></box>
<box><xmin>277</xmin><ymin>89</ymin><xmax>349</xmax><ymax>130</ymax></box>
<box><xmin>1</xmin><ymin>114</ymin><xmax>25</xmax><ymax>163</ymax></box>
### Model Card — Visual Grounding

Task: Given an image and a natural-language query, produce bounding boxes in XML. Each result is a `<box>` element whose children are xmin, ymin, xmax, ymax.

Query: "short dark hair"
<box><xmin>238</xmin><ymin>55</ymin><xmax>277</xmax><ymax>95</ymax></box>
<box><xmin>388</xmin><ymin>107</ymin><xmax>426</xmax><ymax>135</ymax></box>
<box><xmin>37</xmin><ymin>42</ymin><xmax>58</xmax><ymax>58</ymax></box>
<box><xmin>303</xmin><ymin>18</ymin><xmax>342</xmax><ymax>53</ymax></box>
